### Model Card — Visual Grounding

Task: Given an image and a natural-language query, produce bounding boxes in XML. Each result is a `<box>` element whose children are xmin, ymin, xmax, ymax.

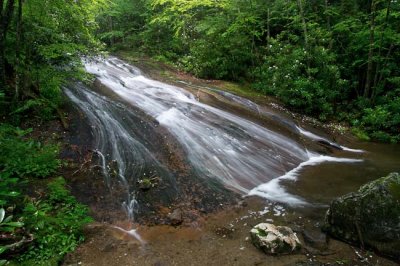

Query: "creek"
<box><xmin>65</xmin><ymin>56</ymin><xmax>400</xmax><ymax>224</ymax></box>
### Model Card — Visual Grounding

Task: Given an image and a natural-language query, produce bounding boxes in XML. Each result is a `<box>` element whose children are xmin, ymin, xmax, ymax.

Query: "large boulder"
<box><xmin>250</xmin><ymin>223</ymin><xmax>301</xmax><ymax>254</ymax></box>
<box><xmin>324</xmin><ymin>172</ymin><xmax>400</xmax><ymax>260</ymax></box>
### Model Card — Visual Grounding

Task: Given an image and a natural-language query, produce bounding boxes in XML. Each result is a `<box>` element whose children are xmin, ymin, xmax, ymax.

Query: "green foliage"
<box><xmin>0</xmin><ymin>123</ymin><xmax>91</xmax><ymax>264</ymax></box>
<box><xmin>0</xmin><ymin>1</ymin><xmax>100</xmax><ymax>263</ymax></box>
<box><xmin>105</xmin><ymin>0</ymin><xmax>397</xmax><ymax>141</ymax></box>
<box><xmin>0</xmin><ymin>208</ymin><xmax>24</xmax><ymax>233</ymax></box>
<box><xmin>18</xmin><ymin>177</ymin><xmax>93</xmax><ymax>264</ymax></box>
<box><xmin>356</xmin><ymin>96</ymin><xmax>400</xmax><ymax>142</ymax></box>
<box><xmin>1</xmin><ymin>0</ymin><xmax>107</xmax><ymax>119</ymax></box>
<box><xmin>0</xmin><ymin>208</ymin><xmax>24</xmax><ymax>266</ymax></box>
<box><xmin>0</xmin><ymin>125</ymin><xmax>90</xmax><ymax>265</ymax></box>
<box><xmin>0</xmin><ymin>125</ymin><xmax>60</xmax><ymax>179</ymax></box>
<box><xmin>351</xmin><ymin>127</ymin><xmax>371</xmax><ymax>142</ymax></box>
<box><xmin>253</xmin><ymin>38</ymin><xmax>345</xmax><ymax>120</ymax></box>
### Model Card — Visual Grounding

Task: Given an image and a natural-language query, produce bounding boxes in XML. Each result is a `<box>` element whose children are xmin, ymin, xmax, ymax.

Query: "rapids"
<box><xmin>65</xmin><ymin>57</ymin><xmax>365</xmax><ymax>219</ymax></box>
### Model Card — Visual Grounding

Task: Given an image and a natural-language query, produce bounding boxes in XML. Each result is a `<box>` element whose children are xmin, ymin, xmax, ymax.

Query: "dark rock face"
<box><xmin>324</xmin><ymin>172</ymin><xmax>400</xmax><ymax>260</ymax></box>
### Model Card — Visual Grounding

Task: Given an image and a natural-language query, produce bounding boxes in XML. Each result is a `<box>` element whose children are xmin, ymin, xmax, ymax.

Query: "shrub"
<box><xmin>252</xmin><ymin>39</ymin><xmax>346</xmax><ymax>120</ymax></box>
<box><xmin>19</xmin><ymin>177</ymin><xmax>93</xmax><ymax>264</ymax></box>
<box><xmin>356</xmin><ymin>96</ymin><xmax>400</xmax><ymax>143</ymax></box>
<box><xmin>0</xmin><ymin>125</ymin><xmax>60</xmax><ymax>179</ymax></box>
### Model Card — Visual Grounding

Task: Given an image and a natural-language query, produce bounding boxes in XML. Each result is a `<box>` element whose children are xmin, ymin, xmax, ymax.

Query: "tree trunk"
<box><xmin>297</xmin><ymin>0</ymin><xmax>308</xmax><ymax>49</ymax></box>
<box><xmin>364</xmin><ymin>0</ymin><xmax>376</xmax><ymax>98</ymax></box>
<box><xmin>110</xmin><ymin>16</ymin><xmax>114</xmax><ymax>46</ymax></box>
<box><xmin>372</xmin><ymin>0</ymin><xmax>391</xmax><ymax>99</ymax></box>
<box><xmin>267</xmin><ymin>8</ymin><xmax>270</xmax><ymax>45</ymax></box>
<box><xmin>325</xmin><ymin>0</ymin><xmax>333</xmax><ymax>49</ymax></box>
<box><xmin>250</xmin><ymin>0</ymin><xmax>255</xmax><ymax>68</ymax></box>
<box><xmin>0</xmin><ymin>30</ymin><xmax>5</xmax><ymax>90</ymax></box>
<box><xmin>15</xmin><ymin>0</ymin><xmax>23</xmax><ymax>101</ymax></box>
<box><xmin>296</xmin><ymin>0</ymin><xmax>310</xmax><ymax>74</ymax></box>
<box><xmin>0</xmin><ymin>0</ymin><xmax>3</xmax><ymax>88</ymax></box>
<box><xmin>0</xmin><ymin>0</ymin><xmax>15</xmax><ymax>90</ymax></box>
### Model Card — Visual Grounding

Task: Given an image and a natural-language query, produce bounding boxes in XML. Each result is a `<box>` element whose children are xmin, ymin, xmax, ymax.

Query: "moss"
<box><xmin>325</xmin><ymin>172</ymin><xmax>400</xmax><ymax>260</ymax></box>
<box><xmin>351</xmin><ymin>127</ymin><xmax>370</xmax><ymax>141</ymax></box>
<box><xmin>256</xmin><ymin>228</ymin><xmax>268</xmax><ymax>237</ymax></box>
<box><xmin>387</xmin><ymin>175</ymin><xmax>400</xmax><ymax>201</ymax></box>
<box><xmin>216</xmin><ymin>81</ymin><xmax>263</xmax><ymax>100</ymax></box>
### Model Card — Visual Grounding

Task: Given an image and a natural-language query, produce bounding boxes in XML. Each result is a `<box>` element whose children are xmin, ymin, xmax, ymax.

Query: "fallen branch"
<box><xmin>3</xmin><ymin>234</ymin><xmax>34</xmax><ymax>252</ymax></box>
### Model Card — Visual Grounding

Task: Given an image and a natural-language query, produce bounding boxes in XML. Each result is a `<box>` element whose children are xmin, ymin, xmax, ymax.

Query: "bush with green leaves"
<box><xmin>0</xmin><ymin>208</ymin><xmax>24</xmax><ymax>266</ymax></box>
<box><xmin>18</xmin><ymin>177</ymin><xmax>93</xmax><ymax>264</ymax></box>
<box><xmin>252</xmin><ymin>38</ymin><xmax>346</xmax><ymax>120</ymax></box>
<box><xmin>0</xmin><ymin>125</ymin><xmax>60</xmax><ymax>179</ymax></box>
<box><xmin>352</xmin><ymin>95</ymin><xmax>400</xmax><ymax>143</ymax></box>
<box><xmin>0</xmin><ymin>125</ymin><xmax>91</xmax><ymax>265</ymax></box>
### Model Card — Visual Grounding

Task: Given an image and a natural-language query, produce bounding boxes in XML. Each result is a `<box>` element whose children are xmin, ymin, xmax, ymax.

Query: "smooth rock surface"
<box><xmin>250</xmin><ymin>223</ymin><xmax>301</xmax><ymax>254</ymax></box>
<box><xmin>324</xmin><ymin>172</ymin><xmax>400</xmax><ymax>260</ymax></box>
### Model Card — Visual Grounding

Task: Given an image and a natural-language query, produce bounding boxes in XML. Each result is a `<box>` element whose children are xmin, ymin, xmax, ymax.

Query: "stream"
<box><xmin>65</xmin><ymin>56</ymin><xmax>400</xmax><ymax>218</ymax></box>
<box><xmin>63</xmin><ymin>56</ymin><xmax>400</xmax><ymax>265</ymax></box>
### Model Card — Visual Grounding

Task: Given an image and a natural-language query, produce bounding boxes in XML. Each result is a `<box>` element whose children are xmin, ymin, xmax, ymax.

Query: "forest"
<box><xmin>0</xmin><ymin>0</ymin><xmax>400</xmax><ymax>265</ymax></box>
<box><xmin>95</xmin><ymin>0</ymin><xmax>400</xmax><ymax>142</ymax></box>
<box><xmin>0</xmin><ymin>0</ymin><xmax>399</xmax><ymax>142</ymax></box>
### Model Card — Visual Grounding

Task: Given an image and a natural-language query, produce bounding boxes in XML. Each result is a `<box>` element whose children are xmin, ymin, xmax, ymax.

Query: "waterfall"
<box><xmin>65</xmin><ymin>56</ymin><xmax>363</xmax><ymax>219</ymax></box>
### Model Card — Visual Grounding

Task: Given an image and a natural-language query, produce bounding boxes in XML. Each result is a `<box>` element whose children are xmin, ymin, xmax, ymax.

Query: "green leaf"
<box><xmin>3</xmin><ymin>221</ymin><xmax>24</xmax><ymax>227</ymax></box>
<box><xmin>0</xmin><ymin>247</ymin><xmax>7</xmax><ymax>255</ymax></box>
<box><xmin>3</xmin><ymin>215</ymin><xmax>13</xmax><ymax>223</ymax></box>
<box><xmin>0</xmin><ymin>209</ymin><xmax>4</xmax><ymax>223</ymax></box>
<box><xmin>0</xmin><ymin>191</ymin><xmax>19</xmax><ymax>197</ymax></box>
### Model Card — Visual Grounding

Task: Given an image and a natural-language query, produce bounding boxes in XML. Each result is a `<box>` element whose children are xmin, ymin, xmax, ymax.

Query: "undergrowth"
<box><xmin>0</xmin><ymin>124</ymin><xmax>92</xmax><ymax>266</ymax></box>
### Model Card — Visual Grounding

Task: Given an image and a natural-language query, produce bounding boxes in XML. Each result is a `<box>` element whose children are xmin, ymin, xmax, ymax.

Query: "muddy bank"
<box><xmin>62</xmin><ymin>197</ymin><xmax>398</xmax><ymax>266</ymax></box>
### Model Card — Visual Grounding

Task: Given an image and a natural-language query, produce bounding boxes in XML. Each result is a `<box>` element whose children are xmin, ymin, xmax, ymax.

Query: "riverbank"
<box><xmin>62</xmin><ymin>198</ymin><xmax>398</xmax><ymax>266</ymax></box>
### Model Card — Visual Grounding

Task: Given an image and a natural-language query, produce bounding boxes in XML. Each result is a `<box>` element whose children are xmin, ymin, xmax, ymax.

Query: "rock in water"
<box><xmin>324</xmin><ymin>172</ymin><xmax>400</xmax><ymax>260</ymax></box>
<box><xmin>168</xmin><ymin>208</ymin><xmax>183</xmax><ymax>225</ymax></box>
<box><xmin>250</xmin><ymin>223</ymin><xmax>301</xmax><ymax>254</ymax></box>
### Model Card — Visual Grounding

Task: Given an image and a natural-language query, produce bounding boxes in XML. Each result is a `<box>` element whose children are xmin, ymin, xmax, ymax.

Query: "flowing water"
<box><xmin>65</xmin><ymin>57</ymin><xmax>399</xmax><ymax>223</ymax></box>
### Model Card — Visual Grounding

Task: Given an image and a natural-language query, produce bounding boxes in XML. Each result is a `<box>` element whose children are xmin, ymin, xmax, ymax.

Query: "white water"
<box><xmin>67</xmin><ymin>56</ymin><xmax>364</xmax><ymax>209</ymax></box>
<box><xmin>249</xmin><ymin>155</ymin><xmax>363</xmax><ymax>205</ymax></box>
<box><xmin>296</xmin><ymin>126</ymin><xmax>365</xmax><ymax>153</ymax></box>
<box><xmin>84</xmin><ymin>57</ymin><xmax>310</xmax><ymax>194</ymax></box>
<box><xmin>65</xmin><ymin>83</ymin><xmax>176</xmax><ymax>220</ymax></box>
<box><xmin>112</xmin><ymin>226</ymin><xmax>146</xmax><ymax>245</ymax></box>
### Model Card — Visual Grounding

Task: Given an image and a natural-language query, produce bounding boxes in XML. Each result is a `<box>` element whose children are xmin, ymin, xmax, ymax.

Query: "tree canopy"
<box><xmin>1</xmin><ymin>0</ymin><xmax>399</xmax><ymax>141</ymax></box>
<box><xmin>0</xmin><ymin>0</ymin><xmax>106</xmax><ymax>118</ymax></box>
<box><xmin>96</xmin><ymin>0</ymin><xmax>400</xmax><ymax>142</ymax></box>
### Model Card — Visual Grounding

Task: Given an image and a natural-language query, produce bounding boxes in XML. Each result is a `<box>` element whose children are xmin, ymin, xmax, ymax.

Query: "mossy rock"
<box><xmin>250</xmin><ymin>223</ymin><xmax>301</xmax><ymax>254</ymax></box>
<box><xmin>324</xmin><ymin>172</ymin><xmax>400</xmax><ymax>260</ymax></box>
